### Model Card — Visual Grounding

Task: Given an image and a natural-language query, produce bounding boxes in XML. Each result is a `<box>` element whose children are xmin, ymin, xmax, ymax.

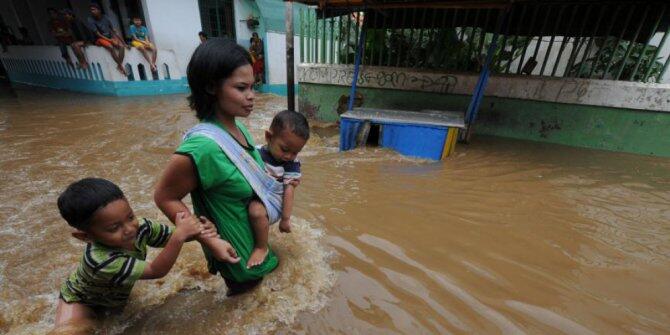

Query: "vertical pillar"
<box><xmin>286</xmin><ymin>1</ymin><xmax>295</xmax><ymax>111</ymax></box>
<box><xmin>101</xmin><ymin>0</ymin><xmax>122</xmax><ymax>31</ymax></box>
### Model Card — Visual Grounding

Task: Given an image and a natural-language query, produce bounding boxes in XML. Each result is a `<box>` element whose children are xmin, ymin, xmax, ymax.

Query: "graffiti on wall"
<box><xmin>298</xmin><ymin>65</ymin><xmax>458</xmax><ymax>94</ymax></box>
<box><xmin>297</xmin><ymin>64</ymin><xmax>670</xmax><ymax>113</ymax></box>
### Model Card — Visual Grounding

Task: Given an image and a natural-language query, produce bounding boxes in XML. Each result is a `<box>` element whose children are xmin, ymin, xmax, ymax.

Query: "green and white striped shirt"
<box><xmin>60</xmin><ymin>218</ymin><xmax>173</xmax><ymax>307</ymax></box>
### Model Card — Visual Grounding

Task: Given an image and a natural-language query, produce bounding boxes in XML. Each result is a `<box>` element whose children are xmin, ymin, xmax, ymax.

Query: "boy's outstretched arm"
<box><xmin>141</xmin><ymin>212</ymin><xmax>201</xmax><ymax>279</ymax></box>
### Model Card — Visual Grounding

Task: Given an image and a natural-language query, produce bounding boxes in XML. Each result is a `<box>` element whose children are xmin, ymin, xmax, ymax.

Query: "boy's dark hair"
<box><xmin>187</xmin><ymin>37</ymin><xmax>251</xmax><ymax>120</ymax></box>
<box><xmin>57</xmin><ymin>178</ymin><xmax>125</xmax><ymax>231</ymax></box>
<box><xmin>89</xmin><ymin>3</ymin><xmax>101</xmax><ymax>10</ymax></box>
<box><xmin>270</xmin><ymin>110</ymin><xmax>310</xmax><ymax>140</ymax></box>
<box><xmin>198</xmin><ymin>31</ymin><xmax>207</xmax><ymax>37</ymax></box>
<box><xmin>132</xmin><ymin>16</ymin><xmax>142</xmax><ymax>21</ymax></box>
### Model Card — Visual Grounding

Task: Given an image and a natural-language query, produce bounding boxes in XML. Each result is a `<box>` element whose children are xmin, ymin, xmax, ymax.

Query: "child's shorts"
<box><xmin>95</xmin><ymin>38</ymin><xmax>114</xmax><ymax>48</ymax></box>
<box><xmin>58</xmin><ymin>293</ymin><xmax>124</xmax><ymax>316</ymax></box>
<box><xmin>131</xmin><ymin>40</ymin><xmax>153</xmax><ymax>49</ymax></box>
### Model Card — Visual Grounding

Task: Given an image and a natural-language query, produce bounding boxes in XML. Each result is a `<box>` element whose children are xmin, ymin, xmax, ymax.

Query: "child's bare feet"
<box><xmin>247</xmin><ymin>246</ymin><xmax>268</xmax><ymax>269</ymax></box>
<box><xmin>116</xmin><ymin>64</ymin><xmax>127</xmax><ymax>76</ymax></box>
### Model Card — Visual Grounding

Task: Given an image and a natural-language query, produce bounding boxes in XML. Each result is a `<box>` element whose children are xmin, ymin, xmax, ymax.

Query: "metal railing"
<box><xmin>299</xmin><ymin>1</ymin><xmax>670</xmax><ymax>83</ymax></box>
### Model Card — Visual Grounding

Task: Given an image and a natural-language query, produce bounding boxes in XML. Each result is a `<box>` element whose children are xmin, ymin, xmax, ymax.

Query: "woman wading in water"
<box><xmin>154</xmin><ymin>38</ymin><xmax>279</xmax><ymax>294</ymax></box>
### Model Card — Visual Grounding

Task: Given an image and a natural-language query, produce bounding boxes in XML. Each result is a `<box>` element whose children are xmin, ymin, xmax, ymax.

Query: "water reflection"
<box><xmin>0</xmin><ymin>87</ymin><xmax>669</xmax><ymax>334</ymax></box>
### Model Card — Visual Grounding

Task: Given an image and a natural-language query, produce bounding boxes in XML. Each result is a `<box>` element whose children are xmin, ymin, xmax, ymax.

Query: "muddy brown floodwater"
<box><xmin>0</xmin><ymin>85</ymin><xmax>669</xmax><ymax>334</ymax></box>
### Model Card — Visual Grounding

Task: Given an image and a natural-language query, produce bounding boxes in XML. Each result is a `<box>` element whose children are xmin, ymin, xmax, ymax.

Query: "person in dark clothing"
<box><xmin>0</xmin><ymin>24</ymin><xmax>17</xmax><ymax>52</ymax></box>
<box><xmin>249</xmin><ymin>32</ymin><xmax>264</xmax><ymax>84</ymax></box>
<box><xmin>86</xmin><ymin>3</ymin><xmax>127</xmax><ymax>75</ymax></box>
<box><xmin>48</xmin><ymin>7</ymin><xmax>74</xmax><ymax>66</ymax></box>
<box><xmin>61</xmin><ymin>9</ymin><xmax>93</xmax><ymax>69</ymax></box>
<box><xmin>17</xmin><ymin>27</ymin><xmax>33</xmax><ymax>45</ymax></box>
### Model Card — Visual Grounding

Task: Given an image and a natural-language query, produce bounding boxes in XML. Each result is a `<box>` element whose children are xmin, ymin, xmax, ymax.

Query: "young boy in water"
<box><xmin>54</xmin><ymin>178</ymin><xmax>239</xmax><ymax>333</ymax></box>
<box><xmin>247</xmin><ymin>110</ymin><xmax>309</xmax><ymax>268</ymax></box>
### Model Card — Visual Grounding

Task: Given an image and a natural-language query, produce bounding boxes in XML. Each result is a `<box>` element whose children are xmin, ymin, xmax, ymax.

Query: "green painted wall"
<box><xmin>299</xmin><ymin>83</ymin><xmax>670</xmax><ymax>157</ymax></box>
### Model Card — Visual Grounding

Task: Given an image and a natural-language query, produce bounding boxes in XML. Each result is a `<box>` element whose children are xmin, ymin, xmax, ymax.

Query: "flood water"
<box><xmin>1</xmin><ymin>86</ymin><xmax>669</xmax><ymax>334</ymax></box>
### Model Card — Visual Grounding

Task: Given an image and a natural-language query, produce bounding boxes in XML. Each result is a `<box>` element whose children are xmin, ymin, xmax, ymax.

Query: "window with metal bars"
<box><xmin>198</xmin><ymin>0</ymin><xmax>236</xmax><ymax>39</ymax></box>
<box><xmin>299</xmin><ymin>1</ymin><xmax>670</xmax><ymax>83</ymax></box>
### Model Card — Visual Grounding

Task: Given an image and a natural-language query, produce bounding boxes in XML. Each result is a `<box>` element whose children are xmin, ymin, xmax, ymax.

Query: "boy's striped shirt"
<box><xmin>60</xmin><ymin>218</ymin><xmax>173</xmax><ymax>307</ymax></box>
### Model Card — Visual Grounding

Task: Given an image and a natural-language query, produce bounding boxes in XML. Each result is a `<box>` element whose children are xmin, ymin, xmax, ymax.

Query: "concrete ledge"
<box><xmin>298</xmin><ymin>64</ymin><xmax>670</xmax><ymax>113</ymax></box>
<box><xmin>299</xmin><ymin>82</ymin><xmax>670</xmax><ymax>157</ymax></box>
<box><xmin>8</xmin><ymin>72</ymin><xmax>188</xmax><ymax>96</ymax></box>
<box><xmin>256</xmin><ymin>84</ymin><xmax>288</xmax><ymax>96</ymax></box>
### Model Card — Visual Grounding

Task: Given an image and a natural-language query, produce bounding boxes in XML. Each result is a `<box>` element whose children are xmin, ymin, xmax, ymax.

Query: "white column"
<box><xmin>141</xmin><ymin>0</ymin><xmax>202</xmax><ymax>77</ymax></box>
<box><xmin>267</xmin><ymin>32</ymin><xmax>301</xmax><ymax>85</ymax></box>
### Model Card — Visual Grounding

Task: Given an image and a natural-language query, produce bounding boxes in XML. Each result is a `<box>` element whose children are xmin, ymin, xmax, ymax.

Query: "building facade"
<box><xmin>0</xmin><ymin>0</ymin><xmax>298</xmax><ymax>95</ymax></box>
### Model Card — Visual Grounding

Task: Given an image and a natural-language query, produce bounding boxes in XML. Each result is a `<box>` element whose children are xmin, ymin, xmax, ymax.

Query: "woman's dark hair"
<box><xmin>187</xmin><ymin>37</ymin><xmax>251</xmax><ymax>120</ymax></box>
<box><xmin>57</xmin><ymin>178</ymin><xmax>125</xmax><ymax>231</ymax></box>
<box><xmin>198</xmin><ymin>31</ymin><xmax>207</xmax><ymax>38</ymax></box>
<box><xmin>270</xmin><ymin>110</ymin><xmax>310</xmax><ymax>141</ymax></box>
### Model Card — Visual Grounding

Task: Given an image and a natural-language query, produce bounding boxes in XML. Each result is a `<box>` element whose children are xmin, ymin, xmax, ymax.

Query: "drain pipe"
<box><xmin>347</xmin><ymin>11</ymin><xmax>366</xmax><ymax>112</ymax></box>
<box><xmin>286</xmin><ymin>1</ymin><xmax>295</xmax><ymax>111</ymax></box>
<box><xmin>463</xmin><ymin>6</ymin><xmax>511</xmax><ymax>143</ymax></box>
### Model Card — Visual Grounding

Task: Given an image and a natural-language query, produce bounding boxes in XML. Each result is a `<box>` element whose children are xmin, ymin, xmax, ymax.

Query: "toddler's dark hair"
<box><xmin>57</xmin><ymin>178</ymin><xmax>125</xmax><ymax>231</ymax></box>
<box><xmin>270</xmin><ymin>110</ymin><xmax>310</xmax><ymax>141</ymax></box>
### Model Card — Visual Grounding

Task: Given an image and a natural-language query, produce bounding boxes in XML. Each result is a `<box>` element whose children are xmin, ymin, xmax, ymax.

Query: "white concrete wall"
<box><xmin>648</xmin><ymin>32</ymin><xmax>670</xmax><ymax>83</ymax></box>
<box><xmin>141</xmin><ymin>0</ymin><xmax>202</xmax><ymax>77</ymax></box>
<box><xmin>234</xmin><ymin>0</ymin><xmax>254</xmax><ymax>48</ymax></box>
<box><xmin>1</xmin><ymin>45</ymin><xmax>182</xmax><ymax>82</ymax></box>
<box><xmin>266</xmin><ymin>31</ymin><xmax>302</xmax><ymax>85</ymax></box>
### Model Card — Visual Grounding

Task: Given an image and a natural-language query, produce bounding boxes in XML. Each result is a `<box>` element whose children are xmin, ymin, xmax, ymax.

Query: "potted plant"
<box><xmin>246</xmin><ymin>15</ymin><xmax>259</xmax><ymax>30</ymax></box>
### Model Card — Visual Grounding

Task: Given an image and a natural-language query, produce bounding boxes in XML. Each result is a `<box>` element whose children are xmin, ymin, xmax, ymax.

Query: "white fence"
<box><xmin>0</xmin><ymin>45</ymin><xmax>183</xmax><ymax>82</ymax></box>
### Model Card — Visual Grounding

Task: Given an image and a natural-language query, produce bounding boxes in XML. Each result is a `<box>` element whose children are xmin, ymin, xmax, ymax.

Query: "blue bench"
<box><xmin>340</xmin><ymin>108</ymin><xmax>466</xmax><ymax>160</ymax></box>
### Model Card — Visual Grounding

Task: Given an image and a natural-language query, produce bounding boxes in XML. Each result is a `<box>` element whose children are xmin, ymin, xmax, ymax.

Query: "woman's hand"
<box><xmin>198</xmin><ymin>216</ymin><xmax>219</xmax><ymax>239</ymax></box>
<box><xmin>174</xmin><ymin>212</ymin><xmax>203</xmax><ymax>242</ymax></box>
<box><xmin>206</xmin><ymin>238</ymin><xmax>241</xmax><ymax>264</ymax></box>
<box><xmin>194</xmin><ymin>216</ymin><xmax>241</xmax><ymax>263</ymax></box>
